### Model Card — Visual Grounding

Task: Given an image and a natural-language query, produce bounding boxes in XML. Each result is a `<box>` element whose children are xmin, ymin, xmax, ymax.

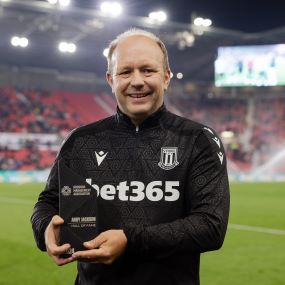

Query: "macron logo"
<box><xmin>217</xmin><ymin>152</ymin><xmax>224</xmax><ymax>165</ymax></box>
<box><xmin>95</xmin><ymin>151</ymin><xmax>108</xmax><ymax>166</ymax></box>
<box><xmin>212</xmin><ymin>137</ymin><xmax>221</xmax><ymax>148</ymax></box>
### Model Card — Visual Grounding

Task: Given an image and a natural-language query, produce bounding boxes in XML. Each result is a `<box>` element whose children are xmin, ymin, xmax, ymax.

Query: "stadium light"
<box><xmin>193</xmin><ymin>17</ymin><xmax>212</xmax><ymax>27</ymax></box>
<box><xmin>103</xmin><ymin>48</ymin><xmax>109</xmax><ymax>58</ymax></box>
<box><xmin>58</xmin><ymin>41</ymin><xmax>77</xmax><ymax>53</ymax></box>
<box><xmin>68</xmin><ymin>43</ymin><xmax>76</xmax><ymax>53</ymax></box>
<box><xmin>47</xmin><ymin>0</ymin><xmax>71</xmax><ymax>7</ymax></box>
<box><xmin>10</xmin><ymin>36</ymin><xmax>29</xmax><ymax>48</ymax></box>
<box><xmin>176</xmin><ymin>72</ymin><xmax>183</xmax><ymax>79</ymax></box>
<box><xmin>203</xmin><ymin>18</ymin><xmax>212</xmax><ymax>27</ymax></box>
<box><xmin>100</xmin><ymin>2</ymin><xmax>122</xmax><ymax>17</ymax></box>
<box><xmin>148</xmin><ymin>10</ymin><xmax>167</xmax><ymax>22</ymax></box>
<box><xmin>59</xmin><ymin>0</ymin><xmax>70</xmax><ymax>7</ymax></box>
<box><xmin>47</xmin><ymin>0</ymin><xmax>57</xmax><ymax>4</ymax></box>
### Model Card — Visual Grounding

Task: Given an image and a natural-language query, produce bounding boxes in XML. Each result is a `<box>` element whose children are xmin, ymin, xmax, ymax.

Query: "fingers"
<box><xmin>48</xmin><ymin>242</ymin><xmax>71</xmax><ymax>256</ymax></box>
<box><xmin>51</xmin><ymin>215</ymin><xmax>64</xmax><ymax>226</ymax></box>
<box><xmin>72</xmin><ymin>230</ymin><xmax>127</xmax><ymax>265</ymax></box>
<box><xmin>83</xmin><ymin>233</ymin><xmax>106</xmax><ymax>250</ymax></box>
<box><xmin>72</xmin><ymin>248</ymin><xmax>101</xmax><ymax>260</ymax></box>
<box><xmin>72</xmin><ymin>233</ymin><xmax>107</xmax><ymax>263</ymax></box>
<box><xmin>72</xmin><ymin>248</ymin><xmax>113</xmax><ymax>264</ymax></box>
<box><xmin>45</xmin><ymin>216</ymin><xmax>63</xmax><ymax>249</ymax></box>
<box><xmin>44</xmin><ymin>215</ymin><xmax>64</xmax><ymax>246</ymax></box>
<box><xmin>44</xmin><ymin>215</ymin><xmax>76</xmax><ymax>266</ymax></box>
<box><xmin>52</xmin><ymin>254</ymin><xmax>75</xmax><ymax>266</ymax></box>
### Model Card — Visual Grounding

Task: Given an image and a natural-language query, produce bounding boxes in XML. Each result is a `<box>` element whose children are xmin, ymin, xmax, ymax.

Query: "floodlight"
<box><xmin>100</xmin><ymin>1</ymin><xmax>122</xmax><ymax>17</ymax></box>
<box><xmin>193</xmin><ymin>17</ymin><xmax>212</xmax><ymax>27</ymax></box>
<box><xmin>203</xmin><ymin>19</ymin><xmax>212</xmax><ymax>27</ymax></box>
<box><xmin>58</xmin><ymin>42</ymin><xmax>68</xmax><ymax>52</ymax></box>
<box><xmin>148</xmin><ymin>10</ymin><xmax>167</xmax><ymax>22</ymax></box>
<box><xmin>11</xmin><ymin>36</ymin><xmax>20</xmax><ymax>47</ymax></box>
<box><xmin>10</xmin><ymin>36</ymin><xmax>29</xmax><ymax>48</ymax></box>
<box><xmin>20</xmin><ymin>37</ymin><xmax>29</xmax><ymax>47</ymax></box>
<box><xmin>193</xmin><ymin>17</ymin><xmax>203</xmax><ymax>26</ymax></box>
<box><xmin>59</xmin><ymin>0</ymin><xmax>70</xmax><ymax>7</ymax></box>
<box><xmin>47</xmin><ymin>0</ymin><xmax>71</xmax><ymax>7</ymax></box>
<box><xmin>68</xmin><ymin>43</ymin><xmax>76</xmax><ymax>53</ymax></box>
<box><xmin>103</xmin><ymin>48</ymin><xmax>109</xmax><ymax>57</ymax></box>
<box><xmin>176</xmin><ymin>72</ymin><xmax>183</xmax><ymax>79</ymax></box>
<box><xmin>47</xmin><ymin>0</ymin><xmax>57</xmax><ymax>4</ymax></box>
<box><xmin>58</xmin><ymin>41</ymin><xmax>76</xmax><ymax>53</ymax></box>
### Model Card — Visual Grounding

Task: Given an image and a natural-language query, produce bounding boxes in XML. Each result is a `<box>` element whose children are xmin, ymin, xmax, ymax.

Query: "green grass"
<box><xmin>0</xmin><ymin>182</ymin><xmax>285</xmax><ymax>284</ymax></box>
<box><xmin>0</xmin><ymin>183</ymin><xmax>76</xmax><ymax>285</ymax></box>
<box><xmin>201</xmin><ymin>182</ymin><xmax>285</xmax><ymax>285</ymax></box>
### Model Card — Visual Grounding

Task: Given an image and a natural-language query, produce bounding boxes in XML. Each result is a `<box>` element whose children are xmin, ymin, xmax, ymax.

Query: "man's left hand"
<box><xmin>72</xmin><ymin>229</ymin><xmax>127</xmax><ymax>265</ymax></box>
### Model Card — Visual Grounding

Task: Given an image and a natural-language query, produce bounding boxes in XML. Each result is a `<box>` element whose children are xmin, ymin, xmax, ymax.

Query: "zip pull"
<box><xmin>135</xmin><ymin>126</ymin><xmax>139</xmax><ymax>133</ymax></box>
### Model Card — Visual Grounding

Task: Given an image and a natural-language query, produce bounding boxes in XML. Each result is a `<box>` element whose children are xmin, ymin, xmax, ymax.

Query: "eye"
<box><xmin>118</xmin><ymin>70</ymin><xmax>131</xmax><ymax>78</ymax></box>
<box><xmin>143</xmin><ymin>68</ymin><xmax>154</xmax><ymax>76</ymax></box>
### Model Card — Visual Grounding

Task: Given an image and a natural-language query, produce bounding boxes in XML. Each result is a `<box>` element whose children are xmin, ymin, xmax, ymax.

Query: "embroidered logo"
<box><xmin>95</xmin><ymin>151</ymin><xmax>108</xmax><ymax>166</ymax></box>
<box><xmin>158</xmin><ymin>147</ymin><xmax>179</xmax><ymax>170</ymax></box>
<box><xmin>212</xmin><ymin>137</ymin><xmax>221</xmax><ymax>148</ymax></box>
<box><xmin>203</xmin><ymin>127</ymin><xmax>214</xmax><ymax>134</ymax></box>
<box><xmin>217</xmin><ymin>152</ymin><xmax>224</xmax><ymax>165</ymax></box>
<box><xmin>61</xmin><ymin>186</ymin><xmax>72</xmax><ymax>196</ymax></box>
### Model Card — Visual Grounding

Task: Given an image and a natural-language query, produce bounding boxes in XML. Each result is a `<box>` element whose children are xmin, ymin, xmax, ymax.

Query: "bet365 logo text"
<box><xmin>86</xmin><ymin>179</ymin><xmax>180</xmax><ymax>202</ymax></box>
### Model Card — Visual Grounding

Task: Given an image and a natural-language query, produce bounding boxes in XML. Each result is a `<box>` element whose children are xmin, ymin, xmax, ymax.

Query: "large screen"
<box><xmin>215</xmin><ymin>44</ymin><xmax>285</xmax><ymax>87</ymax></box>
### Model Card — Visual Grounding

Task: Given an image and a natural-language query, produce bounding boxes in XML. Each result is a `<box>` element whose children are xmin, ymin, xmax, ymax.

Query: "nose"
<box><xmin>130</xmin><ymin>70</ymin><xmax>144</xmax><ymax>88</ymax></box>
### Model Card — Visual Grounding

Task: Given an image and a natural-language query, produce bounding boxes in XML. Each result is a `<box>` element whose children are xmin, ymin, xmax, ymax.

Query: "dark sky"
<box><xmin>131</xmin><ymin>0</ymin><xmax>285</xmax><ymax>33</ymax></box>
<box><xmin>81</xmin><ymin>0</ymin><xmax>285</xmax><ymax>33</ymax></box>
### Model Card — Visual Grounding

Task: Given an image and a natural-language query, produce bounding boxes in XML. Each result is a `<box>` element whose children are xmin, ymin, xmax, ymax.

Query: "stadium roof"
<box><xmin>1</xmin><ymin>0</ymin><xmax>285</xmax><ymax>83</ymax></box>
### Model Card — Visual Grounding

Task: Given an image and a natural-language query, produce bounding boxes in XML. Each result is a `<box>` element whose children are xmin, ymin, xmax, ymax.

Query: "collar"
<box><xmin>115</xmin><ymin>104</ymin><xmax>167</xmax><ymax>131</ymax></box>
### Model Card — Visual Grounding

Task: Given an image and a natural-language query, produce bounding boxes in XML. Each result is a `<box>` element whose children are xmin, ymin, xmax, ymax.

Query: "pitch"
<box><xmin>0</xmin><ymin>182</ymin><xmax>284</xmax><ymax>285</ymax></box>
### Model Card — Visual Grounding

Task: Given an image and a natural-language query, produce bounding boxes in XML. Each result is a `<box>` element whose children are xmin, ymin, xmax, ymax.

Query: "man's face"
<box><xmin>107</xmin><ymin>35</ymin><xmax>170</xmax><ymax>125</ymax></box>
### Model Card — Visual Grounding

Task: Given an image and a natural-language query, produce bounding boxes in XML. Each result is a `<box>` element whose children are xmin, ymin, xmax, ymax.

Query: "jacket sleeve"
<box><xmin>30</xmin><ymin>159</ymin><xmax>60</xmax><ymax>251</ymax></box>
<box><xmin>123</xmin><ymin>129</ymin><xmax>230</xmax><ymax>259</ymax></box>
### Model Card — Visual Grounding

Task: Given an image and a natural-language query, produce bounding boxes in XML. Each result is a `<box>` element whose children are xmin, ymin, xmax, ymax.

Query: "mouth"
<box><xmin>127</xmin><ymin>92</ymin><xmax>152</xmax><ymax>99</ymax></box>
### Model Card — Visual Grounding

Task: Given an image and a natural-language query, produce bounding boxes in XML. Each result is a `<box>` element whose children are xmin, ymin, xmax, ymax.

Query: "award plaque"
<box><xmin>58</xmin><ymin>159</ymin><xmax>98</xmax><ymax>256</ymax></box>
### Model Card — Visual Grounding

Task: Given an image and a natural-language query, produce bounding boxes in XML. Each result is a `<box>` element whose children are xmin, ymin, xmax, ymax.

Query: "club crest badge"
<box><xmin>158</xmin><ymin>147</ymin><xmax>179</xmax><ymax>170</ymax></box>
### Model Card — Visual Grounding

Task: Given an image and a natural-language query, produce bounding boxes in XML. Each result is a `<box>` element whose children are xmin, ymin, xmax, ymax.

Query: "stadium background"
<box><xmin>0</xmin><ymin>1</ymin><xmax>284</xmax><ymax>284</ymax></box>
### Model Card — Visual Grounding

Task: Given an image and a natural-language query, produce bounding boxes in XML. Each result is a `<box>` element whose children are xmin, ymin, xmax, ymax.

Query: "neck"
<box><xmin>130</xmin><ymin>116</ymin><xmax>146</xmax><ymax>127</ymax></box>
<box><xmin>117</xmin><ymin>104</ymin><xmax>165</xmax><ymax>127</ymax></box>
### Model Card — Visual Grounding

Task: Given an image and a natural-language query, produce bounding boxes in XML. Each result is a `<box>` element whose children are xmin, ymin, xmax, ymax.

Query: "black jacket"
<box><xmin>31</xmin><ymin>105</ymin><xmax>230</xmax><ymax>285</ymax></box>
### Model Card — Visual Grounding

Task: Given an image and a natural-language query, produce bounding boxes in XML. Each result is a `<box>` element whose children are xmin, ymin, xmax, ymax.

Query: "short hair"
<box><xmin>107</xmin><ymin>28</ymin><xmax>170</xmax><ymax>73</ymax></box>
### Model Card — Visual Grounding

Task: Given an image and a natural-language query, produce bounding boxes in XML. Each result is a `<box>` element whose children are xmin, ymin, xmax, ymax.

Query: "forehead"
<box><xmin>112</xmin><ymin>35</ymin><xmax>164</xmax><ymax>67</ymax></box>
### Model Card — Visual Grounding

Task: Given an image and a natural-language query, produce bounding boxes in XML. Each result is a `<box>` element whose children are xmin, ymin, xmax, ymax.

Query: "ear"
<box><xmin>163</xmin><ymin>68</ymin><xmax>171</xmax><ymax>91</ymax></box>
<box><xmin>106</xmin><ymin>71</ymin><xmax>114</xmax><ymax>93</ymax></box>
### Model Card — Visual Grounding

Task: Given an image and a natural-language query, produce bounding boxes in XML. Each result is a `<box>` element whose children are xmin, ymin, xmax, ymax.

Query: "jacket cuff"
<box><xmin>123</xmin><ymin>225</ymin><xmax>148</xmax><ymax>257</ymax></box>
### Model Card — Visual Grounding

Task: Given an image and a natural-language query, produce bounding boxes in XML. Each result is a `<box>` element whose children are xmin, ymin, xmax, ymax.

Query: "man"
<box><xmin>31</xmin><ymin>28</ymin><xmax>230</xmax><ymax>285</ymax></box>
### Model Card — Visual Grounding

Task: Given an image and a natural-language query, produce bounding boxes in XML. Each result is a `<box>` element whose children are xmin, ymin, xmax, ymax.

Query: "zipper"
<box><xmin>135</xmin><ymin>125</ymin><xmax>139</xmax><ymax>133</ymax></box>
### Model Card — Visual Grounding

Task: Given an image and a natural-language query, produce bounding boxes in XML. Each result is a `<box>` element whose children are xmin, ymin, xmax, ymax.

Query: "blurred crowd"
<box><xmin>0</xmin><ymin>140</ymin><xmax>56</xmax><ymax>170</ymax></box>
<box><xmin>170</xmin><ymin>94</ymin><xmax>285</xmax><ymax>171</ymax></box>
<box><xmin>0</xmin><ymin>87</ymin><xmax>111</xmax><ymax>170</ymax></box>
<box><xmin>0</xmin><ymin>87</ymin><xmax>83</xmax><ymax>133</ymax></box>
<box><xmin>1</xmin><ymin>86</ymin><xmax>285</xmax><ymax>172</ymax></box>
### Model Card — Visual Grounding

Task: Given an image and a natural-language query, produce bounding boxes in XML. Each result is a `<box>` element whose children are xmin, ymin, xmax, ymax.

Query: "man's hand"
<box><xmin>72</xmin><ymin>230</ymin><xmax>127</xmax><ymax>265</ymax></box>
<box><xmin>44</xmin><ymin>215</ymin><xmax>75</xmax><ymax>266</ymax></box>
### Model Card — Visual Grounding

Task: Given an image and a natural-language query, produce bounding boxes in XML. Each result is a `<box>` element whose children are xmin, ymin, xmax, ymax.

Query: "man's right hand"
<box><xmin>44</xmin><ymin>215</ymin><xmax>75</xmax><ymax>266</ymax></box>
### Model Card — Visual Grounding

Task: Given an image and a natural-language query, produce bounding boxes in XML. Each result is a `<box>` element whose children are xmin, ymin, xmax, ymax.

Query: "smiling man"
<box><xmin>106</xmin><ymin>32</ymin><xmax>170</xmax><ymax>126</ymax></box>
<box><xmin>31</xmin><ymin>29</ymin><xmax>230</xmax><ymax>285</ymax></box>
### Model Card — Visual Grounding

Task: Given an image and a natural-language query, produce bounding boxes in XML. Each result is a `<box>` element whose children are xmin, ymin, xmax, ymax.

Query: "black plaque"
<box><xmin>58</xmin><ymin>159</ymin><xmax>98</xmax><ymax>256</ymax></box>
